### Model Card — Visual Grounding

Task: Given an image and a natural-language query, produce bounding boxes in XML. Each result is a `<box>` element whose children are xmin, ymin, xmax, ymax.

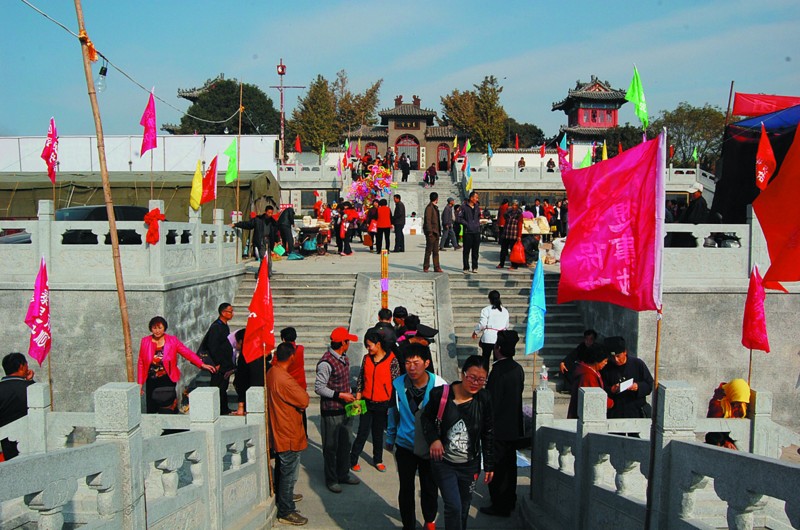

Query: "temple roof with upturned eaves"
<box><xmin>552</xmin><ymin>76</ymin><xmax>627</xmax><ymax>111</ymax></box>
<box><xmin>378</xmin><ymin>95</ymin><xmax>437</xmax><ymax>126</ymax></box>
<box><xmin>177</xmin><ymin>74</ymin><xmax>226</xmax><ymax>102</ymax></box>
<box><xmin>345</xmin><ymin>124</ymin><xmax>388</xmax><ymax>139</ymax></box>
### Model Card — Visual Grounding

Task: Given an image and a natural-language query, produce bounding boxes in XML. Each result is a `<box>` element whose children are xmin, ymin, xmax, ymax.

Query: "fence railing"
<box><xmin>527</xmin><ymin>382</ymin><xmax>800</xmax><ymax>529</ymax></box>
<box><xmin>0</xmin><ymin>383</ymin><xmax>274</xmax><ymax>529</ymax></box>
<box><xmin>0</xmin><ymin>199</ymin><xmax>240</xmax><ymax>284</ymax></box>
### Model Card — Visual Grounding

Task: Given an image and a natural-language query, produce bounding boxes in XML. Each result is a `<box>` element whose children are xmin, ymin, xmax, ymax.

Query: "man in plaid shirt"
<box><xmin>497</xmin><ymin>199</ymin><xmax>523</xmax><ymax>270</ymax></box>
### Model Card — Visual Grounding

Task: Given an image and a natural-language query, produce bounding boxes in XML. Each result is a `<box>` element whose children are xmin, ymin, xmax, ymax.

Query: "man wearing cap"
<box><xmin>680</xmin><ymin>182</ymin><xmax>709</xmax><ymax>224</ymax></box>
<box><xmin>481</xmin><ymin>330</ymin><xmax>525</xmax><ymax>517</ymax></box>
<box><xmin>315</xmin><ymin>327</ymin><xmax>360</xmax><ymax>493</ymax></box>
<box><xmin>396</xmin><ymin>316</ymin><xmax>439</xmax><ymax>374</ymax></box>
<box><xmin>439</xmin><ymin>197</ymin><xmax>459</xmax><ymax>251</ymax></box>
<box><xmin>601</xmin><ymin>336</ymin><xmax>653</xmax><ymax>421</ymax></box>
<box><xmin>423</xmin><ymin>192</ymin><xmax>442</xmax><ymax>273</ymax></box>
<box><xmin>392</xmin><ymin>194</ymin><xmax>406</xmax><ymax>253</ymax></box>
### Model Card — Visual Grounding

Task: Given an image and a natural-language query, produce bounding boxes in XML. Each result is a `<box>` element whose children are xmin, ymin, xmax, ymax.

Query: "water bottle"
<box><xmin>539</xmin><ymin>364</ymin><xmax>549</xmax><ymax>390</ymax></box>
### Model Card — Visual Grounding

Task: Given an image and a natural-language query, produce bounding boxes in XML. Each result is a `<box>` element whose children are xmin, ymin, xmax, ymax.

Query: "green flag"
<box><xmin>692</xmin><ymin>146</ymin><xmax>698</xmax><ymax>162</ymax></box>
<box><xmin>224</xmin><ymin>139</ymin><xmax>238</xmax><ymax>184</ymax></box>
<box><xmin>466</xmin><ymin>139</ymin><xmax>471</xmax><ymax>153</ymax></box>
<box><xmin>578</xmin><ymin>148</ymin><xmax>592</xmax><ymax>169</ymax></box>
<box><xmin>320</xmin><ymin>142</ymin><xmax>326</xmax><ymax>160</ymax></box>
<box><xmin>625</xmin><ymin>66</ymin><xmax>649</xmax><ymax>128</ymax></box>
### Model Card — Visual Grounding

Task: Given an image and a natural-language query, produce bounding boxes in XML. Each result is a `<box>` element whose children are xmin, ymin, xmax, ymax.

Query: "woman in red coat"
<box><xmin>567</xmin><ymin>343</ymin><xmax>613</xmax><ymax>419</ymax></box>
<box><xmin>137</xmin><ymin>316</ymin><xmax>217</xmax><ymax>413</ymax></box>
<box><xmin>376</xmin><ymin>198</ymin><xmax>393</xmax><ymax>254</ymax></box>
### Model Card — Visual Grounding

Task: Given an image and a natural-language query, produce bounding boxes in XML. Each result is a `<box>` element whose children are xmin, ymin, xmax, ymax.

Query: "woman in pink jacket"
<box><xmin>137</xmin><ymin>316</ymin><xmax>216</xmax><ymax>413</ymax></box>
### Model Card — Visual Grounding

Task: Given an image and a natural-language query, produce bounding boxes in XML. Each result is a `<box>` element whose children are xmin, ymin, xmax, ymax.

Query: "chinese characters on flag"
<box><xmin>25</xmin><ymin>258</ymin><xmax>52</xmax><ymax>365</ymax></box>
<box><xmin>40</xmin><ymin>118</ymin><xmax>58</xmax><ymax>184</ymax></box>
<box><xmin>755</xmin><ymin>123</ymin><xmax>776</xmax><ymax>190</ymax></box>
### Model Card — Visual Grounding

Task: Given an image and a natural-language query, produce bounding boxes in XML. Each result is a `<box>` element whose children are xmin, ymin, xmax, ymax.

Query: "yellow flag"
<box><xmin>190</xmin><ymin>159</ymin><xmax>202</xmax><ymax>210</ymax></box>
<box><xmin>602</xmin><ymin>141</ymin><xmax>608</xmax><ymax>161</ymax></box>
<box><xmin>466</xmin><ymin>176</ymin><xmax>473</xmax><ymax>192</ymax></box>
<box><xmin>453</xmin><ymin>136</ymin><xmax>457</xmax><ymax>149</ymax></box>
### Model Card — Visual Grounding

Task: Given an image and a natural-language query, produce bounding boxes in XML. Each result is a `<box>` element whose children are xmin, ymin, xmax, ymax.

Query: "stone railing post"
<box><xmin>648</xmin><ymin>380</ymin><xmax>698</xmax><ymax>529</ymax></box>
<box><xmin>749</xmin><ymin>389</ymin><xmax>775</xmax><ymax>457</ymax></box>
<box><xmin>93</xmin><ymin>382</ymin><xmax>146</xmax><ymax>529</ymax></box>
<box><xmin>574</xmin><ymin>387</ymin><xmax>608</xmax><ymax>528</ymax></box>
<box><xmin>147</xmin><ymin>199</ymin><xmax>165</xmax><ymax>278</ymax></box>
<box><xmin>189</xmin><ymin>387</ymin><xmax>223</xmax><ymax>530</ymax></box>
<box><xmin>245</xmin><ymin>387</ymin><xmax>271</xmax><ymax>503</ymax></box>
<box><xmin>37</xmin><ymin>200</ymin><xmax>54</xmax><ymax>269</ymax></box>
<box><xmin>213</xmin><ymin>208</ymin><xmax>226</xmax><ymax>266</ymax></box>
<box><xmin>531</xmin><ymin>387</ymin><xmax>554</xmax><ymax>503</ymax></box>
<box><xmin>23</xmin><ymin>383</ymin><xmax>51</xmax><ymax>455</ymax></box>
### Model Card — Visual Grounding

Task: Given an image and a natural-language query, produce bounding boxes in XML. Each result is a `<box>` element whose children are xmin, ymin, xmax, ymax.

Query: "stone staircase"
<box><xmin>229</xmin><ymin>272</ymin><xmax>358</xmax><ymax>404</ymax></box>
<box><xmin>449</xmin><ymin>270</ymin><xmax>584</xmax><ymax>401</ymax></box>
<box><xmin>392</xmin><ymin>170</ymin><xmax>463</xmax><ymax>219</ymax></box>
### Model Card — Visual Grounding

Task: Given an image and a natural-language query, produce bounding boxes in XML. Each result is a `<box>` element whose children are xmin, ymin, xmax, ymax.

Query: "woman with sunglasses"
<box><xmin>421</xmin><ymin>355</ymin><xmax>494</xmax><ymax>530</ymax></box>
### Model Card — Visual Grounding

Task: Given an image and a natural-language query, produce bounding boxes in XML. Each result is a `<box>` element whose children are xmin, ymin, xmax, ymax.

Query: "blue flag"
<box><xmin>487</xmin><ymin>142</ymin><xmax>493</xmax><ymax>158</ymax></box>
<box><xmin>559</xmin><ymin>135</ymin><xmax>567</xmax><ymax>151</ymax></box>
<box><xmin>525</xmin><ymin>262</ymin><xmax>546</xmax><ymax>354</ymax></box>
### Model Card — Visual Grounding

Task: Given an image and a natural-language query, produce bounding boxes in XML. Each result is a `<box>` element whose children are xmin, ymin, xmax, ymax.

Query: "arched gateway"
<box><xmin>396</xmin><ymin>135</ymin><xmax>420</xmax><ymax>170</ymax></box>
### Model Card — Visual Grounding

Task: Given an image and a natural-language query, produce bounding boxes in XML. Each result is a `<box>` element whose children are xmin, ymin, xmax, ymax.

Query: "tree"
<box><xmin>177</xmin><ymin>79</ymin><xmax>279</xmax><ymax>135</ymax></box>
<box><xmin>651</xmin><ymin>102</ymin><xmax>725</xmax><ymax>168</ymax></box>
<box><xmin>332</xmin><ymin>70</ymin><xmax>383</xmax><ymax>137</ymax></box>
<box><xmin>440</xmin><ymin>76</ymin><xmax>507</xmax><ymax>150</ymax></box>
<box><xmin>506</xmin><ymin>118</ymin><xmax>545</xmax><ymax>149</ymax></box>
<box><xmin>289</xmin><ymin>75</ymin><xmax>337</xmax><ymax>154</ymax></box>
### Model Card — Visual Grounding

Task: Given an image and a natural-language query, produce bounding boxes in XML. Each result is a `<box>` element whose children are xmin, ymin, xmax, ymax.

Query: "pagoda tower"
<box><xmin>551</xmin><ymin>75</ymin><xmax>627</xmax><ymax>144</ymax></box>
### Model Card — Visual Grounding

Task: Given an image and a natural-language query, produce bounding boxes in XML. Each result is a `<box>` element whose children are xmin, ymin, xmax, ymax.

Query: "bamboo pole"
<box><xmin>262</xmin><ymin>343</ymin><xmax>275</xmax><ymax>497</ymax></box>
<box><xmin>724</xmin><ymin>80</ymin><xmax>735</xmax><ymax>128</ymax></box>
<box><xmin>747</xmin><ymin>348</ymin><xmax>754</xmax><ymax>386</ymax></box>
<box><xmin>644</xmin><ymin>313</ymin><xmax>663</xmax><ymax>530</ymax></box>
<box><xmin>380</xmin><ymin>250</ymin><xmax>389</xmax><ymax>309</ymax></box>
<box><xmin>149</xmin><ymin>149</ymin><xmax>154</xmax><ymax>200</ymax></box>
<box><xmin>73</xmin><ymin>0</ymin><xmax>135</xmax><ymax>382</ymax></box>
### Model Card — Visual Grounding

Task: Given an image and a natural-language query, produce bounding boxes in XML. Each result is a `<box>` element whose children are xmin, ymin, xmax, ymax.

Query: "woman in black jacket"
<box><xmin>422</xmin><ymin>355</ymin><xmax>494</xmax><ymax>530</ymax></box>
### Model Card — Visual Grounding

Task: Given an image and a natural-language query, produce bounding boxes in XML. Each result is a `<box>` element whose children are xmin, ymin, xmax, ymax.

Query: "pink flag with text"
<box><xmin>140</xmin><ymin>92</ymin><xmax>157</xmax><ymax>156</ymax></box>
<box><xmin>24</xmin><ymin>258</ymin><xmax>52</xmax><ymax>365</ymax></box>
<box><xmin>40</xmin><ymin>118</ymin><xmax>58</xmax><ymax>184</ymax></box>
<box><xmin>557</xmin><ymin>132</ymin><xmax>666</xmax><ymax>311</ymax></box>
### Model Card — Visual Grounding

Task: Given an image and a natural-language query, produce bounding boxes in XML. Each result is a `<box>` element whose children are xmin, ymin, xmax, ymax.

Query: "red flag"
<box><xmin>669</xmin><ymin>144</ymin><xmax>674</xmax><ymax>159</ymax></box>
<box><xmin>753</xmin><ymin>122</ymin><xmax>800</xmax><ymax>288</ymax></box>
<box><xmin>540</xmin><ymin>144</ymin><xmax>546</xmax><ymax>158</ymax></box>
<box><xmin>40</xmin><ymin>118</ymin><xmax>58</xmax><ymax>184</ymax></box>
<box><xmin>200</xmin><ymin>156</ymin><xmax>218</xmax><ymax>205</ymax></box>
<box><xmin>742</xmin><ymin>265</ymin><xmax>770</xmax><ymax>352</ymax></box>
<box><xmin>242</xmin><ymin>257</ymin><xmax>275</xmax><ymax>363</ymax></box>
<box><xmin>294</xmin><ymin>135</ymin><xmax>302</xmax><ymax>153</ymax></box>
<box><xmin>557</xmin><ymin>132</ymin><xmax>666</xmax><ymax>311</ymax></box>
<box><xmin>25</xmin><ymin>258</ymin><xmax>52</xmax><ymax>366</ymax></box>
<box><xmin>755</xmin><ymin>123</ymin><xmax>776</xmax><ymax>190</ymax></box>
<box><xmin>618</xmin><ymin>142</ymin><xmax>624</xmax><ymax>156</ymax></box>
<box><xmin>515</xmin><ymin>134</ymin><xmax>519</xmax><ymax>151</ymax></box>
<box><xmin>733</xmin><ymin>92</ymin><xmax>800</xmax><ymax>117</ymax></box>
<box><xmin>140</xmin><ymin>92</ymin><xmax>157</xmax><ymax>156</ymax></box>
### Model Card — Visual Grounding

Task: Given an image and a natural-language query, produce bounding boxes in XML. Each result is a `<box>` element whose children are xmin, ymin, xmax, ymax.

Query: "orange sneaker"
<box><xmin>351</xmin><ymin>464</ymin><xmax>361</xmax><ymax>472</ymax></box>
<box><xmin>424</xmin><ymin>522</ymin><xmax>436</xmax><ymax>530</ymax></box>
<box><xmin>375</xmin><ymin>463</ymin><xmax>387</xmax><ymax>472</ymax></box>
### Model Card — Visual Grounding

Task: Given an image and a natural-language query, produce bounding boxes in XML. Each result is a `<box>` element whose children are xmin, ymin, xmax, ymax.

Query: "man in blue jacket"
<box><xmin>386</xmin><ymin>344</ymin><xmax>446</xmax><ymax>530</ymax></box>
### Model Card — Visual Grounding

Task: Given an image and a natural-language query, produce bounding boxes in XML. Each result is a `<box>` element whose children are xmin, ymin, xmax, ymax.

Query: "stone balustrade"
<box><xmin>0</xmin><ymin>199</ymin><xmax>240</xmax><ymax>285</ymax></box>
<box><xmin>0</xmin><ymin>383</ymin><xmax>274</xmax><ymax>529</ymax></box>
<box><xmin>526</xmin><ymin>382</ymin><xmax>800</xmax><ymax>530</ymax></box>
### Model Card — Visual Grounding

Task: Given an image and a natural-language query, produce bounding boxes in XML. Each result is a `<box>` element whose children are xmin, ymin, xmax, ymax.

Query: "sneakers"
<box><xmin>375</xmin><ymin>463</ymin><xmax>387</xmax><ymax>472</ymax></box>
<box><xmin>341</xmin><ymin>474</ymin><xmax>361</xmax><ymax>485</ymax></box>
<box><xmin>424</xmin><ymin>522</ymin><xmax>436</xmax><ymax>530</ymax></box>
<box><xmin>293</xmin><ymin>493</ymin><xmax>303</xmax><ymax>503</ymax></box>
<box><xmin>278</xmin><ymin>512</ymin><xmax>308</xmax><ymax>526</ymax></box>
<box><xmin>351</xmin><ymin>464</ymin><xmax>362</xmax><ymax>472</ymax></box>
<box><xmin>463</xmin><ymin>269</ymin><xmax>470</xmax><ymax>274</ymax></box>
<box><xmin>471</xmin><ymin>269</ymin><xmax>478</xmax><ymax>273</ymax></box>
<box><xmin>496</xmin><ymin>264</ymin><xmax>505</xmax><ymax>269</ymax></box>
<box><xmin>423</xmin><ymin>268</ymin><xmax>429</xmax><ymax>273</ymax></box>
<box><xmin>326</xmin><ymin>483</ymin><xmax>342</xmax><ymax>493</ymax></box>
<box><xmin>434</xmin><ymin>268</ymin><xmax>444</xmax><ymax>273</ymax></box>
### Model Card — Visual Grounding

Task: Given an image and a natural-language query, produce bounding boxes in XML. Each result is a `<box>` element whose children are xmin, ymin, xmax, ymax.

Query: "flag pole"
<box><xmin>724</xmin><ymin>80</ymin><xmax>735</xmax><ymax>128</ymax></box>
<box><xmin>747</xmin><ymin>348</ymin><xmax>753</xmax><ymax>386</ymax></box>
<box><xmin>236</xmin><ymin>81</ymin><xmax>243</xmax><ymax>264</ymax></box>
<box><xmin>46</xmin><ymin>354</ymin><xmax>54</xmax><ymax>411</ymax></box>
<box><xmin>73</xmin><ymin>0</ymin><xmax>135</xmax><ymax>382</ymax></box>
<box><xmin>149</xmin><ymin>150</ymin><xmax>154</xmax><ymax>200</ymax></box>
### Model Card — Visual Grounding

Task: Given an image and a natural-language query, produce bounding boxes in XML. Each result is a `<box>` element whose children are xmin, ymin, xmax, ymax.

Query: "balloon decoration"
<box><xmin>346</xmin><ymin>164</ymin><xmax>394</xmax><ymax>207</ymax></box>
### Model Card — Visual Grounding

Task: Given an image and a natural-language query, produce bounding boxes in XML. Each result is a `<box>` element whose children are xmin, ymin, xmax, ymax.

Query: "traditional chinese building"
<box><xmin>551</xmin><ymin>75</ymin><xmax>628</xmax><ymax>143</ymax></box>
<box><xmin>345</xmin><ymin>95</ymin><xmax>460</xmax><ymax>171</ymax></box>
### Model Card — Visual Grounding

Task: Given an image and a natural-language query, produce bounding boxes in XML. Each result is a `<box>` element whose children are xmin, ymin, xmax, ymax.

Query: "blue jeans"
<box><xmin>440</xmin><ymin>225</ymin><xmax>457</xmax><ymax>249</ymax></box>
<box><xmin>431</xmin><ymin>458</ymin><xmax>480</xmax><ymax>530</ymax></box>
<box><xmin>275</xmin><ymin>450</ymin><xmax>302</xmax><ymax>518</ymax></box>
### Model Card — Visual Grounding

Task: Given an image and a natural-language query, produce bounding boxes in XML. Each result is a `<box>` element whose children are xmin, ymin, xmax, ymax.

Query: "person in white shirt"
<box><xmin>472</xmin><ymin>290</ymin><xmax>510</xmax><ymax>366</ymax></box>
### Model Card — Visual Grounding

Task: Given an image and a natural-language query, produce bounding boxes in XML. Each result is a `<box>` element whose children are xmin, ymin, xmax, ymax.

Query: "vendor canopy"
<box><xmin>712</xmin><ymin>104</ymin><xmax>800</xmax><ymax>223</ymax></box>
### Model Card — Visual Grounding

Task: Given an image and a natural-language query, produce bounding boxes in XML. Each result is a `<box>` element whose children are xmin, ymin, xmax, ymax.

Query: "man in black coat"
<box><xmin>392</xmin><ymin>195</ymin><xmax>406</xmax><ymax>252</ymax></box>
<box><xmin>232</xmin><ymin>205</ymin><xmax>277</xmax><ymax>277</ymax></box>
<box><xmin>276</xmin><ymin>205</ymin><xmax>296</xmax><ymax>255</ymax></box>
<box><xmin>601</xmin><ymin>336</ymin><xmax>653</xmax><ymax>421</ymax></box>
<box><xmin>0</xmin><ymin>352</ymin><xmax>36</xmax><ymax>460</ymax></box>
<box><xmin>201</xmin><ymin>303</ymin><xmax>236</xmax><ymax>415</ymax></box>
<box><xmin>481</xmin><ymin>330</ymin><xmax>525</xmax><ymax>517</ymax></box>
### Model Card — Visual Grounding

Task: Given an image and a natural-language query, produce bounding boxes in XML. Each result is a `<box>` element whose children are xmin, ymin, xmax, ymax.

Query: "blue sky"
<box><xmin>2</xmin><ymin>0</ymin><xmax>798</xmax><ymax>140</ymax></box>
